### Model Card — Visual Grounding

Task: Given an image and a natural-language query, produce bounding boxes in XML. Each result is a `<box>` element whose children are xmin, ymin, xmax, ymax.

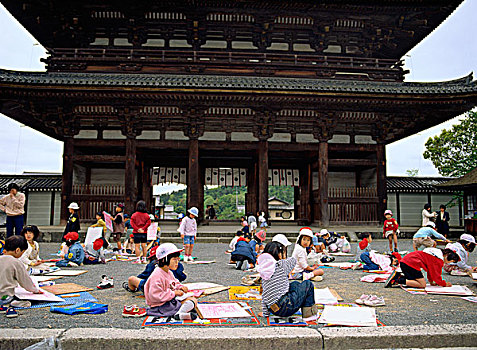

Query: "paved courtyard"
<box><xmin>3</xmin><ymin>239</ymin><xmax>477</xmax><ymax>329</ymax></box>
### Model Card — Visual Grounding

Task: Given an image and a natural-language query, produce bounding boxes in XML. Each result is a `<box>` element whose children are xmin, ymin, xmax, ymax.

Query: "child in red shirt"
<box><xmin>385</xmin><ymin>247</ymin><xmax>460</xmax><ymax>289</ymax></box>
<box><xmin>130</xmin><ymin>200</ymin><xmax>151</xmax><ymax>264</ymax></box>
<box><xmin>383</xmin><ymin>210</ymin><xmax>399</xmax><ymax>253</ymax></box>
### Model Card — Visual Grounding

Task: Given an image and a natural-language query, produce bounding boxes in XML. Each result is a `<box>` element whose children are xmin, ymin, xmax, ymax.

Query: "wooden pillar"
<box><xmin>125</xmin><ymin>136</ymin><xmax>137</xmax><ymax>215</ymax></box>
<box><xmin>298</xmin><ymin>165</ymin><xmax>311</xmax><ymax>224</ymax></box>
<box><xmin>258</xmin><ymin>140</ymin><xmax>269</xmax><ymax>217</ymax></box>
<box><xmin>60</xmin><ymin>136</ymin><xmax>74</xmax><ymax>224</ymax></box>
<box><xmin>319</xmin><ymin>141</ymin><xmax>329</xmax><ymax>227</ymax></box>
<box><xmin>142</xmin><ymin>164</ymin><xmax>153</xmax><ymax>211</ymax></box>
<box><xmin>294</xmin><ymin>186</ymin><xmax>300</xmax><ymax>222</ymax></box>
<box><xmin>187</xmin><ymin>139</ymin><xmax>203</xmax><ymax>221</ymax></box>
<box><xmin>246</xmin><ymin>163</ymin><xmax>258</xmax><ymax>215</ymax></box>
<box><xmin>376</xmin><ymin>143</ymin><xmax>387</xmax><ymax>223</ymax></box>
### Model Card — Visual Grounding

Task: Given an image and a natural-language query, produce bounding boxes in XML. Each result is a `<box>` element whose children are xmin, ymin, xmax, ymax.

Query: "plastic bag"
<box><xmin>341</xmin><ymin>239</ymin><xmax>351</xmax><ymax>253</ymax></box>
<box><xmin>50</xmin><ymin>302</ymin><xmax>108</xmax><ymax>315</ymax></box>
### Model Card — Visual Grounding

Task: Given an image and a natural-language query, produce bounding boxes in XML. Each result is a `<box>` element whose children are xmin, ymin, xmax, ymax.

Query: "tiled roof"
<box><xmin>1</xmin><ymin>70</ymin><xmax>477</xmax><ymax>95</ymax></box>
<box><xmin>387</xmin><ymin>176</ymin><xmax>457</xmax><ymax>193</ymax></box>
<box><xmin>438</xmin><ymin>168</ymin><xmax>477</xmax><ymax>189</ymax></box>
<box><xmin>0</xmin><ymin>175</ymin><xmax>62</xmax><ymax>194</ymax></box>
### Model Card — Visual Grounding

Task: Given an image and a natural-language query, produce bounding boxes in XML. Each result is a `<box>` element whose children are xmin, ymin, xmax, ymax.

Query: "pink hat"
<box><xmin>256</xmin><ymin>230</ymin><xmax>266</xmax><ymax>242</ymax></box>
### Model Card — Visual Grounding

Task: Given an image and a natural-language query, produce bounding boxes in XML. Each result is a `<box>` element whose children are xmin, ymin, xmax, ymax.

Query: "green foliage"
<box><xmin>423</xmin><ymin>111</ymin><xmax>477</xmax><ymax>177</ymax></box>
<box><xmin>160</xmin><ymin>185</ymin><xmax>294</xmax><ymax>219</ymax></box>
<box><xmin>405</xmin><ymin>169</ymin><xmax>419</xmax><ymax>177</ymax></box>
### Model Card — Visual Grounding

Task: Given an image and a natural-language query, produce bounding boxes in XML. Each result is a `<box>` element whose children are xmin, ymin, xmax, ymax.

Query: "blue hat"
<box><xmin>188</xmin><ymin>207</ymin><xmax>199</xmax><ymax>217</ymax></box>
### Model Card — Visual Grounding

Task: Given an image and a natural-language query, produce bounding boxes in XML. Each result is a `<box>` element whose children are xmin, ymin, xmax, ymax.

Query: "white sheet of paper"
<box><xmin>85</xmin><ymin>227</ymin><xmax>103</xmax><ymax>246</ymax></box>
<box><xmin>15</xmin><ymin>287</ymin><xmax>64</xmax><ymax>302</ymax></box>
<box><xmin>175</xmin><ymin>292</ymin><xmax>194</xmax><ymax>301</ymax></box>
<box><xmin>425</xmin><ymin>285</ymin><xmax>473</xmax><ymax>296</ymax></box>
<box><xmin>318</xmin><ymin>306</ymin><xmax>377</xmax><ymax>327</ymax></box>
<box><xmin>314</xmin><ymin>287</ymin><xmax>338</xmax><ymax>305</ymax></box>
<box><xmin>147</xmin><ymin>222</ymin><xmax>159</xmax><ymax>241</ymax></box>
<box><xmin>198</xmin><ymin>302</ymin><xmax>250</xmax><ymax>319</ymax></box>
<box><xmin>103</xmin><ymin>211</ymin><xmax>114</xmax><ymax>232</ymax></box>
<box><xmin>323</xmin><ymin>262</ymin><xmax>354</xmax><ymax>268</ymax></box>
<box><xmin>45</xmin><ymin>270</ymin><xmax>87</xmax><ymax>276</ymax></box>
<box><xmin>182</xmin><ymin>282</ymin><xmax>222</xmax><ymax>290</ymax></box>
<box><xmin>329</xmin><ymin>252</ymin><xmax>354</xmax><ymax>256</ymax></box>
<box><xmin>31</xmin><ymin>275</ymin><xmax>63</xmax><ymax>282</ymax></box>
<box><xmin>472</xmin><ymin>272</ymin><xmax>477</xmax><ymax>280</ymax></box>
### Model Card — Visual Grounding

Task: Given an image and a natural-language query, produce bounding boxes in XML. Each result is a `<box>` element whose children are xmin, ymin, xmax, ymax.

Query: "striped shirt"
<box><xmin>261</xmin><ymin>257</ymin><xmax>296</xmax><ymax>317</ymax></box>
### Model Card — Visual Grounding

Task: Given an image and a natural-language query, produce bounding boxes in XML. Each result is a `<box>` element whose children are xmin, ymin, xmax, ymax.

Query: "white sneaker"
<box><xmin>67</xmin><ymin>261</ymin><xmax>79</xmax><ymax>267</ymax></box>
<box><xmin>310</xmin><ymin>276</ymin><xmax>323</xmax><ymax>282</ymax></box>
<box><xmin>352</xmin><ymin>262</ymin><xmax>363</xmax><ymax>270</ymax></box>
<box><xmin>355</xmin><ymin>294</ymin><xmax>371</xmax><ymax>305</ymax></box>
<box><xmin>364</xmin><ymin>295</ymin><xmax>386</xmax><ymax>307</ymax></box>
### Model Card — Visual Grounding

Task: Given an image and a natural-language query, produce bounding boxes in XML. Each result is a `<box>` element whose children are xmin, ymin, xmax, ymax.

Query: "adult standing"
<box><xmin>421</xmin><ymin>203</ymin><xmax>436</xmax><ymax>227</ymax></box>
<box><xmin>0</xmin><ymin>183</ymin><xmax>25</xmax><ymax>237</ymax></box>
<box><xmin>209</xmin><ymin>205</ymin><xmax>216</xmax><ymax>220</ymax></box>
<box><xmin>435</xmin><ymin>204</ymin><xmax>450</xmax><ymax>237</ymax></box>
<box><xmin>63</xmin><ymin>202</ymin><xmax>80</xmax><ymax>241</ymax></box>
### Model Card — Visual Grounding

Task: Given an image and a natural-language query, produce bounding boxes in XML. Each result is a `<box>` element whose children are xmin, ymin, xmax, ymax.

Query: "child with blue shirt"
<box><xmin>231</xmin><ymin>235</ymin><xmax>256</xmax><ymax>270</ymax></box>
<box><xmin>124</xmin><ymin>246</ymin><xmax>186</xmax><ymax>293</ymax></box>
<box><xmin>413</xmin><ymin>222</ymin><xmax>450</xmax><ymax>251</ymax></box>
<box><xmin>55</xmin><ymin>232</ymin><xmax>85</xmax><ymax>267</ymax></box>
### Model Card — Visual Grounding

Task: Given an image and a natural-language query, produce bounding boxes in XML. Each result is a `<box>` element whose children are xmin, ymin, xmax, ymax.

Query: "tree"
<box><xmin>405</xmin><ymin>169</ymin><xmax>419</xmax><ymax>177</ymax></box>
<box><xmin>423</xmin><ymin>111</ymin><xmax>477</xmax><ymax>177</ymax></box>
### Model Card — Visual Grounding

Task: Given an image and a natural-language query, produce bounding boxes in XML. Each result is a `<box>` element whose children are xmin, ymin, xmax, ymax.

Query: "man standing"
<box><xmin>0</xmin><ymin>183</ymin><xmax>26</xmax><ymax>237</ymax></box>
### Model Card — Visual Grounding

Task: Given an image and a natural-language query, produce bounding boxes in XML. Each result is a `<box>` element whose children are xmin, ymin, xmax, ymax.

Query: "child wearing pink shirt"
<box><xmin>144</xmin><ymin>243</ymin><xmax>197</xmax><ymax>320</ymax></box>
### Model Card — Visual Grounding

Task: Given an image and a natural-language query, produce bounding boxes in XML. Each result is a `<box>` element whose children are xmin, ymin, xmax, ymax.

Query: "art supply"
<box><xmin>62</xmin><ymin>293</ymin><xmax>81</xmax><ymax>298</ymax></box>
<box><xmin>197</xmin><ymin>302</ymin><xmax>251</xmax><ymax>319</ymax></box>
<box><xmin>314</xmin><ymin>287</ymin><xmax>338</xmax><ymax>305</ymax></box>
<box><xmin>147</xmin><ymin>222</ymin><xmax>159</xmax><ymax>241</ymax></box>
<box><xmin>229</xmin><ymin>286</ymin><xmax>262</xmax><ymax>300</ymax></box>
<box><xmin>185</xmin><ymin>260</ymin><xmax>216</xmax><ymax>264</ymax></box>
<box><xmin>318</xmin><ymin>305</ymin><xmax>377</xmax><ymax>327</ymax></box>
<box><xmin>15</xmin><ymin>287</ymin><xmax>65</xmax><ymax>303</ymax></box>
<box><xmin>183</xmin><ymin>282</ymin><xmax>222</xmax><ymax>290</ymax></box>
<box><xmin>50</xmin><ymin>302</ymin><xmax>108</xmax><ymax>315</ymax></box>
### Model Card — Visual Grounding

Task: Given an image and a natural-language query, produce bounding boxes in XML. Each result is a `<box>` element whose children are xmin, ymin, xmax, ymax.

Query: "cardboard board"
<box><xmin>425</xmin><ymin>285</ymin><xmax>474</xmax><ymax>296</ymax></box>
<box><xmin>85</xmin><ymin>227</ymin><xmax>103</xmax><ymax>246</ymax></box>
<box><xmin>328</xmin><ymin>288</ymin><xmax>344</xmax><ymax>301</ymax></box>
<box><xmin>45</xmin><ymin>270</ymin><xmax>88</xmax><ymax>277</ymax></box>
<box><xmin>185</xmin><ymin>260</ymin><xmax>216</xmax><ymax>265</ymax></box>
<box><xmin>202</xmin><ymin>286</ymin><xmax>230</xmax><ymax>296</ymax></box>
<box><xmin>41</xmin><ymin>283</ymin><xmax>94</xmax><ymax>295</ymax></box>
<box><xmin>31</xmin><ymin>275</ymin><xmax>64</xmax><ymax>283</ymax></box>
<box><xmin>228</xmin><ymin>286</ymin><xmax>262</xmax><ymax>300</ymax></box>
<box><xmin>147</xmin><ymin>222</ymin><xmax>159</xmax><ymax>241</ymax></box>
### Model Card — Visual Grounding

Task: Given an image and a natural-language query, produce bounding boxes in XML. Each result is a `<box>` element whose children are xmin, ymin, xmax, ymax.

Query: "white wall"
<box><xmin>26</xmin><ymin>192</ymin><xmax>53</xmax><ymax>226</ymax></box>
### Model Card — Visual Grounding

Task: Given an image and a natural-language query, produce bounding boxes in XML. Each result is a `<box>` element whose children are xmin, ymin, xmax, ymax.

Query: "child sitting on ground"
<box><xmin>231</xmin><ymin>235</ymin><xmax>256</xmax><ymax>270</ymax></box>
<box><xmin>318</xmin><ymin>229</ymin><xmax>349</xmax><ymax>253</ymax></box>
<box><xmin>254</xmin><ymin>230</ymin><xmax>266</xmax><ymax>254</ymax></box>
<box><xmin>444</xmin><ymin>234</ymin><xmax>477</xmax><ymax>276</ymax></box>
<box><xmin>124</xmin><ymin>246</ymin><xmax>187</xmax><ymax>293</ymax></box>
<box><xmin>56</xmin><ymin>232</ymin><xmax>85</xmax><ymax>267</ymax></box>
<box><xmin>413</xmin><ymin>222</ymin><xmax>450</xmax><ymax>251</ymax></box>
<box><xmin>0</xmin><ymin>236</ymin><xmax>43</xmax><ymax>317</ymax></box>
<box><xmin>385</xmin><ymin>247</ymin><xmax>460</xmax><ymax>288</ymax></box>
<box><xmin>83</xmin><ymin>238</ymin><xmax>106</xmax><ymax>264</ymax></box>
<box><xmin>19</xmin><ymin>225</ymin><xmax>43</xmax><ymax>269</ymax></box>
<box><xmin>355</xmin><ymin>232</ymin><xmax>372</xmax><ymax>262</ymax></box>
<box><xmin>291</xmin><ymin>228</ymin><xmax>324</xmax><ymax>281</ymax></box>
<box><xmin>144</xmin><ymin>243</ymin><xmax>197</xmax><ymax>320</ymax></box>
<box><xmin>228</xmin><ymin>230</ymin><xmax>244</xmax><ymax>264</ymax></box>
<box><xmin>258</xmin><ymin>241</ymin><xmax>318</xmax><ymax>319</ymax></box>
<box><xmin>383</xmin><ymin>210</ymin><xmax>399</xmax><ymax>253</ymax></box>
<box><xmin>358</xmin><ymin>250</ymin><xmax>400</xmax><ymax>272</ymax></box>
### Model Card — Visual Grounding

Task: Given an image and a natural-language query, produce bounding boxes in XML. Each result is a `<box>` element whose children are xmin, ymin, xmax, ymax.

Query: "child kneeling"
<box><xmin>258</xmin><ymin>241</ymin><xmax>318</xmax><ymax>319</ymax></box>
<box><xmin>56</xmin><ymin>232</ymin><xmax>84</xmax><ymax>267</ymax></box>
<box><xmin>144</xmin><ymin>243</ymin><xmax>197</xmax><ymax>320</ymax></box>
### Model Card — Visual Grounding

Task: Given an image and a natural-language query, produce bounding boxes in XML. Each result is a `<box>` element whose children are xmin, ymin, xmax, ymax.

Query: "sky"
<box><xmin>0</xmin><ymin>1</ymin><xmax>476</xmax><ymax>185</ymax></box>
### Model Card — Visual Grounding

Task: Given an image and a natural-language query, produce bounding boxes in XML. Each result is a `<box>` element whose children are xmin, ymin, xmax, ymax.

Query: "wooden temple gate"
<box><xmin>1</xmin><ymin>0</ymin><xmax>476</xmax><ymax>225</ymax></box>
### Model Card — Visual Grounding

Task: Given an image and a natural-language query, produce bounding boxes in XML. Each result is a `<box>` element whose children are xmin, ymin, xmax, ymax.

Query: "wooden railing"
<box><xmin>45</xmin><ymin>48</ymin><xmax>404</xmax><ymax>80</ymax></box>
<box><xmin>71</xmin><ymin>184</ymin><xmax>125</xmax><ymax>221</ymax></box>
<box><xmin>328</xmin><ymin>187</ymin><xmax>378</xmax><ymax>223</ymax></box>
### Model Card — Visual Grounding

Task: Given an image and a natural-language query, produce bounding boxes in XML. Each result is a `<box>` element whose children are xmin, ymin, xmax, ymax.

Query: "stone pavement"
<box><xmin>1</xmin><ymin>239</ymin><xmax>477</xmax><ymax>349</ymax></box>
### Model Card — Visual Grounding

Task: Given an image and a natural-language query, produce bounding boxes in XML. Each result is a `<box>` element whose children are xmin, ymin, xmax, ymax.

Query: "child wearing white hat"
<box><xmin>179</xmin><ymin>207</ymin><xmax>199</xmax><ymax>262</ymax></box>
<box><xmin>290</xmin><ymin>228</ymin><xmax>324</xmax><ymax>281</ymax></box>
<box><xmin>144</xmin><ymin>243</ymin><xmax>198</xmax><ymax>320</ymax></box>
<box><xmin>443</xmin><ymin>234</ymin><xmax>477</xmax><ymax>276</ymax></box>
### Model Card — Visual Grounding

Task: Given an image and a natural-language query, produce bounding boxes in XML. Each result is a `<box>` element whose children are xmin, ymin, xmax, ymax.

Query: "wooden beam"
<box><xmin>376</xmin><ymin>143</ymin><xmax>387</xmax><ymax>223</ymax></box>
<box><xmin>319</xmin><ymin>142</ymin><xmax>329</xmax><ymax>227</ymax></box>
<box><xmin>70</xmin><ymin>194</ymin><xmax>124</xmax><ymax>201</ymax></box>
<box><xmin>60</xmin><ymin>136</ymin><xmax>74</xmax><ymax>225</ymax></box>
<box><xmin>258</xmin><ymin>140</ymin><xmax>269</xmax><ymax>217</ymax></box>
<box><xmin>125</xmin><ymin>137</ymin><xmax>137</xmax><ymax>214</ymax></box>
<box><xmin>73</xmin><ymin>155</ymin><xmax>126</xmax><ymax>162</ymax></box>
<box><xmin>328</xmin><ymin>144</ymin><xmax>378</xmax><ymax>152</ymax></box>
<box><xmin>74</xmin><ymin>139</ymin><xmax>125</xmax><ymax>147</ymax></box>
<box><xmin>187</xmin><ymin>139</ymin><xmax>202</xmax><ymax>220</ymax></box>
<box><xmin>329</xmin><ymin>159</ymin><xmax>375</xmax><ymax>167</ymax></box>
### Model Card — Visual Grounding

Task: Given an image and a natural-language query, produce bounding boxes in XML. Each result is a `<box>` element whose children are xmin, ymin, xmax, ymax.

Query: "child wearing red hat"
<box><xmin>83</xmin><ymin>238</ymin><xmax>107</xmax><ymax>264</ymax></box>
<box><xmin>55</xmin><ymin>232</ymin><xmax>85</xmax><ymax>267</ymax></box>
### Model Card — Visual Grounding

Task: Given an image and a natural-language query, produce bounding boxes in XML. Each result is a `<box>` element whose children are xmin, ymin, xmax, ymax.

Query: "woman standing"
<box><xmin>435</xmin><ymin>204</ymin><xmax>450</xmax><ymax>237</ymax></box>
<box><xmin>421</xmin><ymin>203</ymin><xmax>436</xmax><ymax>227</ymax></box>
